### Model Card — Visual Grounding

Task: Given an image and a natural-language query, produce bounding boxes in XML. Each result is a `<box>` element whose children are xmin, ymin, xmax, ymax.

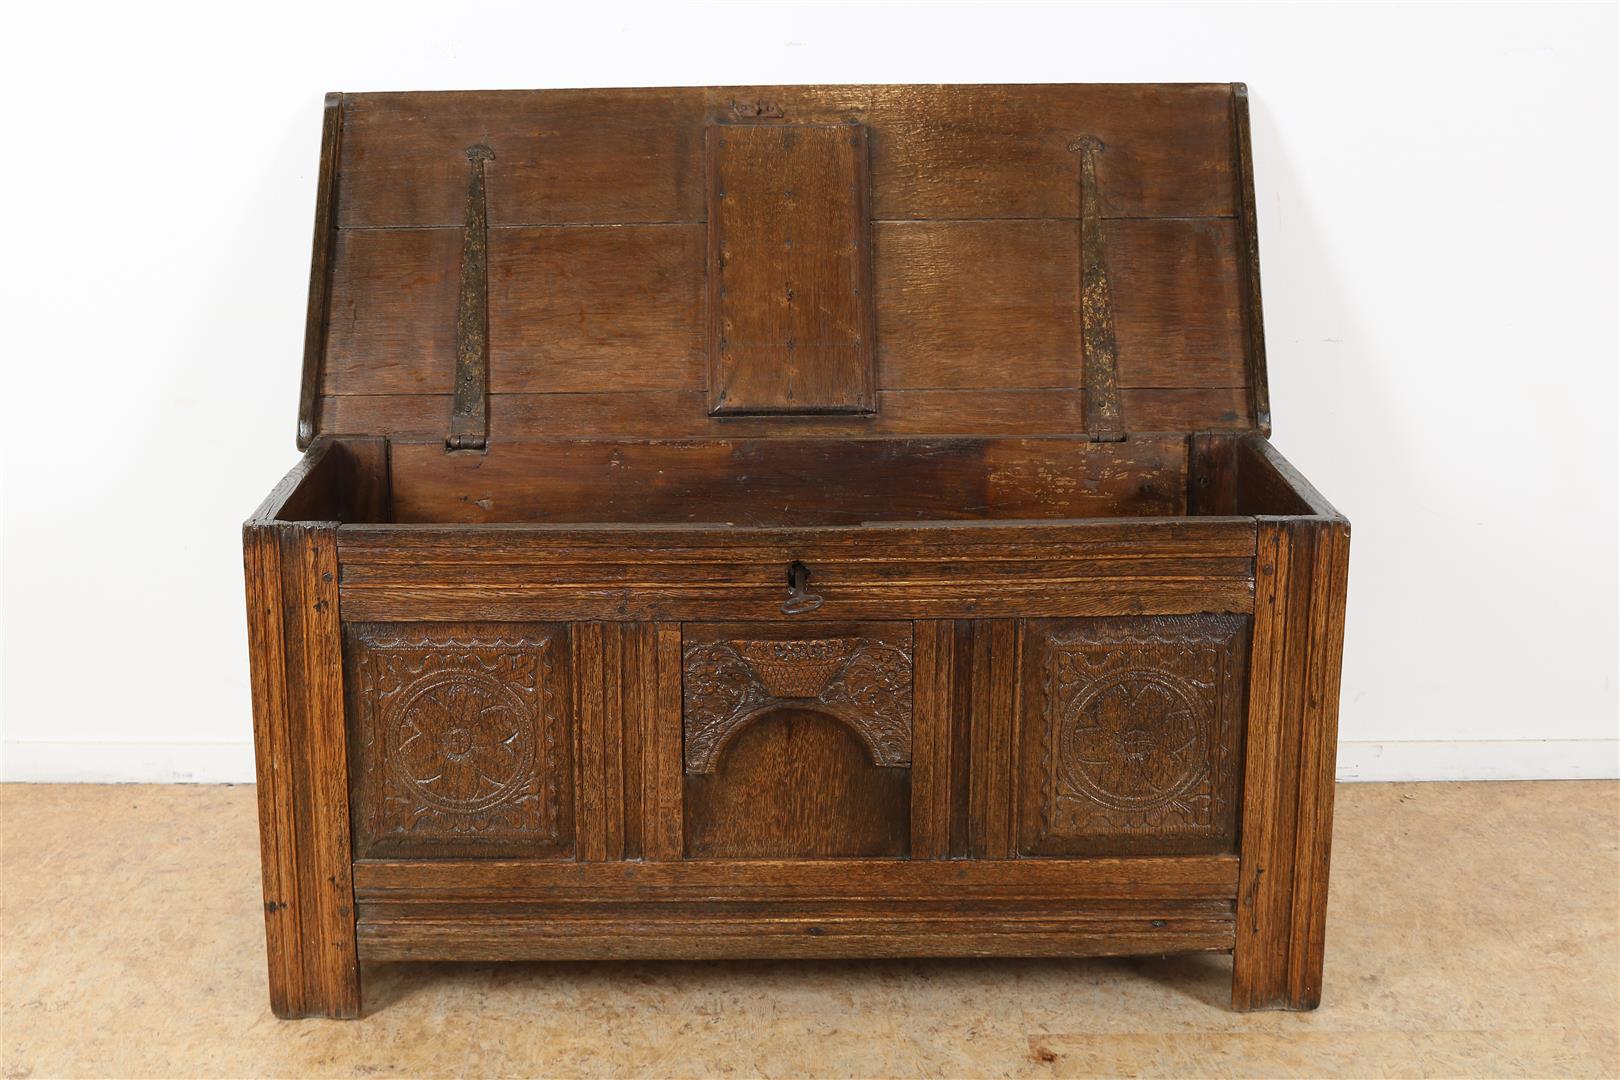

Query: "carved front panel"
<box><xmin>1019</xmin><ymin>616</ymin><xmax>1248</xmax><ymax>856</ymax></box>
<box><xmin>346</xmin><ymin>622</ymin><xmax>573</xmax><ymax>858</ymax></box>
<box><xmin>681</xmin><ymin>623</ymin><xmax>914</xmax><ymax>859</ymax></box>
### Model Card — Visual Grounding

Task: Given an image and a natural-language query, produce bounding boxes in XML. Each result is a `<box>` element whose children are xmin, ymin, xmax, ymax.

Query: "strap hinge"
<box><xmin>447</xmin><ymin>143</ymin><xmax>494</xmax><ymax>452</ymax></box>
<box><xmin>1070</xmin><ymin>134</ymin><xmax>1127</xmax><ymax>443</ymax></box>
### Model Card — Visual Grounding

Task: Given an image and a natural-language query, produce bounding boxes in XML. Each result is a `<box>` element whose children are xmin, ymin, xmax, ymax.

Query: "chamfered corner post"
<box><xmin>1231</xmin><ymin>515</ymin><xmax>1351</xmax><ymax>1011</ymax></box>
<box><xmin>243</xmin><ymin>518</ymin><xmax>360</xmax><ymax>1019</ymax></box>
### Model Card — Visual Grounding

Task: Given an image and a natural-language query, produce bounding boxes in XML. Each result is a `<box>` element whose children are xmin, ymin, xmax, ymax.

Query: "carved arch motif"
<box><xmin>682</xmin><ymin>637</ymin><xmax>913</xmax><ymax>773</ymax></box>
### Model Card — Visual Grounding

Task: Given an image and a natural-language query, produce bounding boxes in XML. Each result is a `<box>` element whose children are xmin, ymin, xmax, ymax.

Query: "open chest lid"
<box><xmin>297</xmin><ymin>83</ymin><xmax>1269</xmax><ymax>449</ymax></box>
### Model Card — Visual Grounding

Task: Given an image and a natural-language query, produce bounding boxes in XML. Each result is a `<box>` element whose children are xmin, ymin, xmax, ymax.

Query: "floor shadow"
<box><xmin>360</xmin><ymin>951</ymin><xmax>1236</xmax><ymax>1015</ymax></box>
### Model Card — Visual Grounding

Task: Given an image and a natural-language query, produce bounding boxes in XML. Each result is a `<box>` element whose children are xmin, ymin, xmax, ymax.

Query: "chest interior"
<box><xmin>286</xmin><ymin>431</ymin><xmax>1313</xmax><ymax>525</ymax></box>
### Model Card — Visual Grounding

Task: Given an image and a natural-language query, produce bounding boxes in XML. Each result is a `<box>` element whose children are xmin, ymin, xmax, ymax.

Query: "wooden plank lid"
<box><xmin>298</xmin><ymin>83</ymin><xmax>1268</xmax><ymax>448</ymax></box>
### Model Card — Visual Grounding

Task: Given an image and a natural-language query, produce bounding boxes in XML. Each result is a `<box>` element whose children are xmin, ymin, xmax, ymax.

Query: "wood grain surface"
<box><xmin>683</xmin><ymin>709</ymin><xmax>912</xmax><ymax>859</ymax></box>
<box><xmin>382</xmin><ymin>436</ymin><xmax>1190</xmax><ymax>525</ymax></box>
<box><xmin>243</xmin><ymin>513</ymin><xmax>359</xmax><ymax>1018</ymax></box>
<box><xmin>1231</xmin><ymin>515</ymin><xmax>1351</xmax><ymax>1010</ymax></box>
<box><xmin>301</xmin><ymin>84</ymin><xmax>1262</xmax><ymax>443</ymax></box>
<box><xmin>707</xmin><ymin>123</ymin><xmax>874</xmax><ymax>414</ymax></box>
<box><xmin>332</xmin><ymin>517</ymin><xmax>1259</xmax><ymax>625</ymax></box>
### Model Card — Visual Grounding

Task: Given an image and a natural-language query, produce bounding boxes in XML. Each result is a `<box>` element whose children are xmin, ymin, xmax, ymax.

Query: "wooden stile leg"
<box><xmin>572</xmin><ymin>622</ymin><xmax>682</xmax><ymax>862</ymax></box>
<box><xmin>647</xmin><ymin>624</ymin><xmax>685</xmax><ymax>860</ymax></box>
<box><xmin>967</xmin><ymin>620</ymin><xmax>1020</xmax><ymax>860</ymax></box>
<box><xmin>909</xmin><ymin>622</ymin><xmax>955</xmax><ymax>859</ymax></box>
<box><xmin>1232</xmin><ymin>517</ymin><xmax>1351</xmax><ymax>1010</ymax></box>
<box><xmin>243</xmin><ymin>522</ymin><xmax>360</xmax><ymax>1019</ymax></box>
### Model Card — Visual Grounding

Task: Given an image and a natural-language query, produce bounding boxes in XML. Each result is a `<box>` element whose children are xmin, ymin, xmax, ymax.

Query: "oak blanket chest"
<box><xmin>244</xmin><ymin>83</ymin><xmax>1351</xmax><ymax>1018</ymax></box>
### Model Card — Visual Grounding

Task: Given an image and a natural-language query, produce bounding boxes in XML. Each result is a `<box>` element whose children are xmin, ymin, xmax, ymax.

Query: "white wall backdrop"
<box><xmin>2</xmin><ymin>1</ymin><xmax>1615</xmax><ymax>782</ymax></box>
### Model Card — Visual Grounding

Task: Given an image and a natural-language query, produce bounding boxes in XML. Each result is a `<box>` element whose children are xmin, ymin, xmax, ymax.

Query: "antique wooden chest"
<box><xmin>244</xmin><ymin>83</ymin><xmax>1350</xmax><ymax>1018</ymax></box>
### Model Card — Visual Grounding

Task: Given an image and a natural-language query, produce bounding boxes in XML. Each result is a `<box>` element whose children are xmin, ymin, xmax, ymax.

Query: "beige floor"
<box><xmin>2</xmin><ymin>782</ymin><xmax>1616</xmax><ymax>1079</ymax></box>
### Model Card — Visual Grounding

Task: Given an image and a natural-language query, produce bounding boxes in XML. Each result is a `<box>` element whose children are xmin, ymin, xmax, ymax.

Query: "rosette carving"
<box><xmin>1026</xmin><ymin>615</ymin><xmax>1247</xmax><ymax>853</ymax></box>
<box><xmin>346</xmin><ymin>623</ymin><xmax>569</xmax><ymax>856</ymax></box>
